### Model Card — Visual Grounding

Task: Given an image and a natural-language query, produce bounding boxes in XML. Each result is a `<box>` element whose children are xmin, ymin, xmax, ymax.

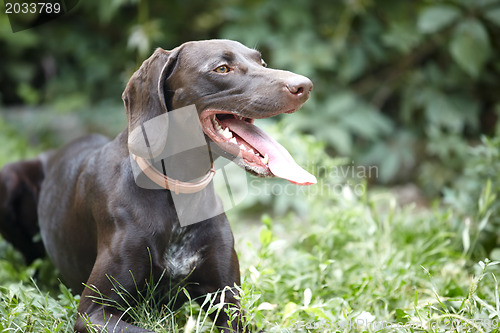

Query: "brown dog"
<box><xmin>0</xmin><ymin>40</ymin><xmax>314</xmax><ymax>332</ymax></box>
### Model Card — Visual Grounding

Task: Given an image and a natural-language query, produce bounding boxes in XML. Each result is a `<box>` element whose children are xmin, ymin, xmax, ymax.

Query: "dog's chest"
<box><xmin>164</xmin><ymin>224</ymin><xmax>205</xmax><ymax>280</ymax></box>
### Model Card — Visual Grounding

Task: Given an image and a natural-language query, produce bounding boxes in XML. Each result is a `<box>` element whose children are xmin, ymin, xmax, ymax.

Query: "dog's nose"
<box><xmin>285</xmin><ymin>76</ymin><xmax>313</xmax><ymax>98</ymax></box>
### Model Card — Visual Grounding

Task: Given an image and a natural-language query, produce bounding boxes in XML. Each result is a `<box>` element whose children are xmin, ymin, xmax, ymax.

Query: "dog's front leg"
<box><xmin>185</xmin><ymin>245</ymin><xmax>252</xmax><ymax>332</ymax></box>
<box><xmin>74</xmin><ymin>247</ymin><xmax>154</xmax><ymax>333</ymax></box>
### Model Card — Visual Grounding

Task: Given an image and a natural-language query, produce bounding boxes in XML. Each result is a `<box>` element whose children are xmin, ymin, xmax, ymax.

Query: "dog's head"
<box><xmin>123</xmin><ymin>39</ymin><xmax>315</xmax><ymax>185</ymax></box>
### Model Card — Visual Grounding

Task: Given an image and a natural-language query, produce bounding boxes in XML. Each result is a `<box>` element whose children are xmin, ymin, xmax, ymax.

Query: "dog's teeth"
<box><xmin>239</xmin><ymin>144</ymin><xmax>246</xmax><ymax>151</ymax></box>
<box><xmin>222</xmin><ymin>127</ymin><xmax>233</xmax><ymax>139</ymax></box>
<box><xmin>262</xmin><ymin>153</ymin><xmax>269</xmax><ymax>165</ymax></box>
<box><xmin>230</xmin><ymin>137</ymin><xmax>237</xmax><ymax>144</ymax></box>
<box><xmin>213</xmin><ymin>117</ymin><xmax>222</xmax><ymax>129</ymax></box>
<box><xmin>248</xmin><ymin>148</ymin><xmax>255</xmax><ymax>154</ymax></box>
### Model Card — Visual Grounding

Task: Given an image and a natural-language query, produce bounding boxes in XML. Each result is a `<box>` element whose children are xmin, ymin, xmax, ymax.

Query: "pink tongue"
<box><xmin>222</xmin><ymin>118</ymin><xmax>317</xmax><ymax>185</ymax></box>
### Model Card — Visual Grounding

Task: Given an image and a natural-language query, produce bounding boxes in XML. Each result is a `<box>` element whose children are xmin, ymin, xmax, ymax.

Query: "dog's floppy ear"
<box><xmin>123</xmin><ymin>47</ymin><xmax>180</xmax><ymax>158</ymax></box>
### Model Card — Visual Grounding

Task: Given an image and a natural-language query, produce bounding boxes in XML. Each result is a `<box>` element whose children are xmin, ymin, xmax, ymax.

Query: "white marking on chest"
<box><xmin>165</xmin><ymin>226</ymin><xmax>204</xmax><ymax>279</ymax></box>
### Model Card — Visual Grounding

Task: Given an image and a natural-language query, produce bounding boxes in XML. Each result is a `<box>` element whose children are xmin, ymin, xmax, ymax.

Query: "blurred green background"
<box><xmin>1</xmin><ymin>0</ymin><xmax>500</xmax><ymax>239</ymax></box>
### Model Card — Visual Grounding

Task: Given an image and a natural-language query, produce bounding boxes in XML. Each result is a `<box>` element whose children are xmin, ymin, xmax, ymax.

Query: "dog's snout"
<box><xmin>285</xmin><ymin>76</ymin><xmax>313</xmax><ymax>98</ymax></box>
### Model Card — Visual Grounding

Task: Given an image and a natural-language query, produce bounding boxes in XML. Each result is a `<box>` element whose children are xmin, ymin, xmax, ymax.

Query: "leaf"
<box><xmin>259</xmin><ymin>227</ymin><xmax>273</xmax><ymax>247</ymax></box>
<box><xmin>380</xmin><ymin>150</ymin><xmax>400</xmax><ymax>183</ymax></box>
<box><xmin>347</xmin><ymin>106</ymin><xmax>393</xmax><ymax>138</ymax></box>
<box><xmin>418</xmin><ymin>5</ymin><xmax>461</xmax><ymax>33</ymax></box>
<box><xmin>450</xmin><ymin>19</ymin><xmax>492</xmax><ymax>77</ymax></box>
<box><xmin>338</xmin><ymin>45</ymin><xmax>366</xmax><ymax>82</ymax></box>
<box><xmin>485</xmin><ymin>7</ymin><xmax>500</xmax><ymax>27</ymax></box>
<box><xmin>383</xmin><ymin>22</ymin><xmax>422</xmax><ymax>53</ymax></box>
<box><xmin>323</xmin><ymin>126</ymin><xmax>352</xmax><ymax>155</ymax></box>
<box><xmin>395</xmin><ymin>308</ymin><xmax>410</xmax><ymax>324</ymax></box>
<box><xmin>257</xmin><ymin>302</ymin><xmax>276</xmax><ymax>311</ymax></box>
<box><xmin>127</xmin><ymin>20</ymin><xmax>163</xmax><ymax>57</ymax></box>
<box><xmin>303</xmin><ymin>288</ymin><xmax>312</xmax><ymax>308</ymax></box>
<box><xmin>462</xmin><ymin>218</ymin><xmax>471</xmax><ymax>253</ymax></box>
<box><xmin>282</xmin><ymin>302</ymin><xmax>298</xmax><ymax>319</ymax></box>
<box><xmin>424</xmin><ymin>93</ymin><xmax>464</xmax><ymax>133</ymax></box>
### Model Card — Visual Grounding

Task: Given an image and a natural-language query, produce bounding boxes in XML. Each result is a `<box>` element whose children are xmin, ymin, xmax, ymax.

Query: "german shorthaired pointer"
<box><xmin>0</xmin><ymin>39</ymin><xmax>314</xmax><ymax>332</ymax></box>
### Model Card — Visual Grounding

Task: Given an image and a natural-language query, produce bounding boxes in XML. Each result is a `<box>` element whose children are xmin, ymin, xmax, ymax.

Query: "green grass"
<box><xmin>1</xmin><ymin>120</ymin><xmax>499</xmax><ymax>332</ymax></box>
<box><xmin>1</xmin><ymin>180</ymin><xmax>499</xmax><ymax>332</ymax></box>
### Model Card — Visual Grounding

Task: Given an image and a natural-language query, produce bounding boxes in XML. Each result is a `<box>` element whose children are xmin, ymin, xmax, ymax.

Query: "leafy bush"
<box><xmin>220</xmin><ymin>0</ymin><xmax>500</xmax><ymax>192</ymax></box>
<box><xmin>1</xmin><ymin>0</ymin><xmax>499</xmax><ymax>195</ymax></box>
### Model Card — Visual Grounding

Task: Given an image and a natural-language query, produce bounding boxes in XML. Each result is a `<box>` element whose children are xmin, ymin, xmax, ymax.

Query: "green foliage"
<box><xmin>218</xmin><ymin>0</ymin><xmax>500</xmax><ymax>191</ymax></box>
<box><xmin>2</xmin><ymin>167</ymin><xmax>500</xmax><ymax>332</ymax></box>
<box><xmin>0</xmin><ymin>237</ymin><xmax>75</xmax><ymax>332</ymax></box>
<box><xmin>443</xmin><ymin>135</ymin><xmax>500</xmax><ymax>258</ymax></box>
<box><xmin>450</xmin><ymin>19</ymin><xmax>492</xmax><ymax>77</ymax></box>
<box><xmin>0</xmin><ymin>117</ymin><xmax>39</xmax><ymax>165</ymax></box>
<box><xmin>0</xmin><ymin>282</ymin><xmax>77</xmax><ymax>332</ymax></box>
<box><xmin>1</xmin><ymin>0</ymin><xmax>500</xmax><ymax>193</ymax></box>
<box><xmin>417</xmin><ymin>5</ymin><xmax>461</xmax><ymax>33</ymax></box>
<box><xmin>0</xmin><ymin>135</ymin><xmax>498</xmax><ymax>332</ymax></box>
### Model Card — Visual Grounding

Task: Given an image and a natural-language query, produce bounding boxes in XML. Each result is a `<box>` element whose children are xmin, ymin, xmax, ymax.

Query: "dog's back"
<box><xmin>0</xmin><ymin>134</ymin><xmax>110</xmax><ymax>267</ymax></box>
<box><xmin>0</xmin><ymin>156</ymin><xmax>46</xmax><ymax>263</ymax></box>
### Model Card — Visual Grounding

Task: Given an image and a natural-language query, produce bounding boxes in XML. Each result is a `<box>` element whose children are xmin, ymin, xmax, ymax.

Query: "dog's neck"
<box><xmin>121</xmin><ymin>130</ymin><xmax>225</xmax><ymax>225</ymax></box>
<box><xmin>123</xmin><ymin>129</ymin><xmax>217</xmax><ymax>194</ymax></box>
<box><xmin>133</xmin><ymin>154</ymin><xmax>215</xmax><ymax>194</ymax></box>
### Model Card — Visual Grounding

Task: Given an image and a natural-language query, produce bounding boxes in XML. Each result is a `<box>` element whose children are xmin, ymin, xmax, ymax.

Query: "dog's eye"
<box><xmin>214</xmin><ymin>65</ymin><xmax>231</xmax><ymax>74</ymax></box>
<box><xmin>261</xmin><ymin>60</ymin><xmax>267</xmax><ymax>68</ymax></box>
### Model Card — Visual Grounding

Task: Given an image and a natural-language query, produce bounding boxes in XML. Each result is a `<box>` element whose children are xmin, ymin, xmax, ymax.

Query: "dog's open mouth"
<box><xmin>200</xmin><ymin>110</ymin><xmax>316</xmax><ymax>185</ymax></box>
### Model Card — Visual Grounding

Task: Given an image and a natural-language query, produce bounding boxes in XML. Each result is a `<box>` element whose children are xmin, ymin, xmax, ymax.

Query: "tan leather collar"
<box><xmin>132</xmin><ymin>154</ymin><xmax>216</xmax><ymax>194</ymax></box>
